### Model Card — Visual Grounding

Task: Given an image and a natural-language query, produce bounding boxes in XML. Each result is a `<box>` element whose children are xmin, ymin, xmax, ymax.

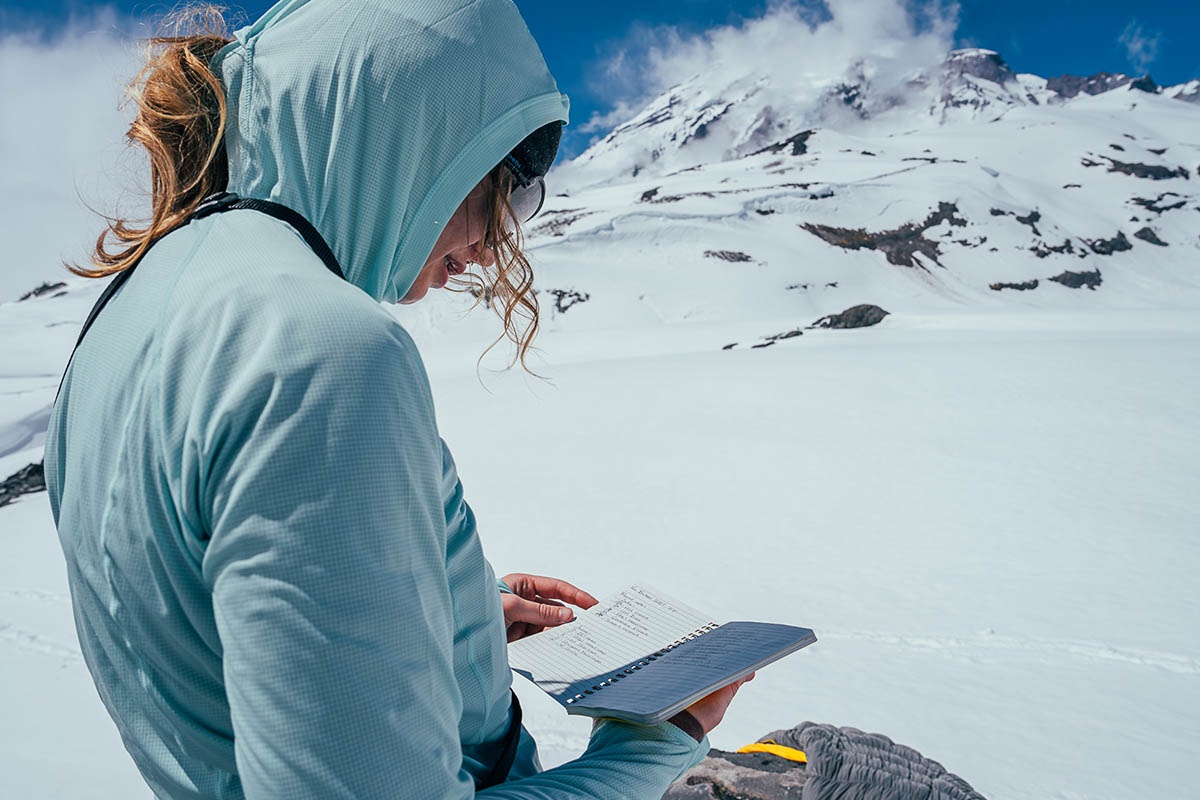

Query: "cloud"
<box><xmin>575</xmin><ymin>0</ymin><xmax>959</xmax><ymax>143</ymax></box>
<box><xmin>578</xmin><ymin>100</ymin><xmax>641</xmax><ymax>134</ymax></box>
<box><xmin>0</xmin><ymin>7</ymin><xmax>148</xmax><ymax>301</ymax></box>
<box><xmin>1118</xmin><ymin>20</ymin><xmax>1160</xmax><ymax>76</ymax></box>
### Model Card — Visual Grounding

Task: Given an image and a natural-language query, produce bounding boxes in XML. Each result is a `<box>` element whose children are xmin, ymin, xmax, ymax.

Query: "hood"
<box><xmin>210</xmin><ymin>0</ymin><xmax>569</xmax><ymax>303</ymax></box>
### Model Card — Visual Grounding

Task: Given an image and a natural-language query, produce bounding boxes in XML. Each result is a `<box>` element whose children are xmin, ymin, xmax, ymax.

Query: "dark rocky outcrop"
<box><xmin>1082</xmin><ymin>155</ymin><xmax>1190</xmax><ymax>180</ymax></box>
<box><xmin>1085</xmin><ymin>232</ymin><xmax>1132</xmax><ymax>255</ymax></box>
<box><xmin>530</xmin><ymin>208</ymin><xmax>595</xmax><ymax>236</ymax></box>
<box><xmin>18</xmin><ymin>282</ymin><xmax>67</xmax><ymax>301</ymax></box>
<box><xmin>801</xmin><ymin>202</ymin><xmax>967</xmax><ymax>269</ymax></box>
<box><xmin>1130</xmin><ymin>193</ymin><xmax>1187</xmax><ymax>214</ymax></box>
<box><xmin>990</xmin><ymin>208</ymin><xmax>1041</xmax><ymax>236</ymax></box>
<box><xmin>752</xmin><ymin>130</ymin><xmax>816</xmax><ymax>157</ymax></box>
<box><xmin>811</xmin><ymin>305</ymin><xmax>889</xmax><ymax>329</ymax></box>
<box><xmin>1133</xmin><ymin>227</ymin><xmax>1168</xmax><ymax>246</ymax></box>
<box><xmin>641</xmin><ymin>188</ymin><xmax>716</xmax><ymax>204</ymax></box>
<box><xmin>990</xmin><ymin>279</ymin><xmax>1039</xmax><ymax>291</ymax></box>
<box><xmin>1049</xmin><ymin>268</ymin><xmax>1103</xmax><ymax>289</ymax></box>
<box><xmin>1030</xmin><ymin>239</ymin><xmax>1075</xmax><ymax>258</ymax></box>
<box><xmin>1048</xmin><ymin>72</ymin><xmax>1158</xmax><ymax>99</ymax></box>
<box><xmin>546</xmin><ymin>289</ymin><xmax>590</xmax><ymax>314</ymax></box>
<box><xmin>1</xmin><ymin>462</ymin><xmax>46</xmax><ymax>508</ymax></box>
<box><xmin>664</xmin><ymin>748</ymin><xmax>808</xmax><ymax>799</ymax></box>
<box><xmin>704</xmin><ymin>250</ymin><xmax>753</xmax><ymax>263</ymax></box>
<box><xmin>529</xmin><ymin>209</ymin><xmax>592</xmax><ymax>238</ymax></box>
<box><xmin>944</xmin><ymin>49</ymin><xmax>1015</xmax><ymax>85</ymax></box>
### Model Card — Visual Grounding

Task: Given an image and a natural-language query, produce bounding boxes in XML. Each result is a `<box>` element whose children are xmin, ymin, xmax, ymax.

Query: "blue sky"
<box><xmin>2</xmin><ymin>0</ymin><xmax>1198</xmax><ymax>158</ymax></box>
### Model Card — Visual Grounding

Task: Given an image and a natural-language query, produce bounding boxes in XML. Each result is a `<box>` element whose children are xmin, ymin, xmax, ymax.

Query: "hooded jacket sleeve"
<box><xmin>196</xmin><ymin>295</ymin><xmax>706</xmax><ymax>798</ymax></box>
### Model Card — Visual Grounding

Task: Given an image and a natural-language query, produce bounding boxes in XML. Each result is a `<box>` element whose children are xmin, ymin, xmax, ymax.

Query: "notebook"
<box><xmin>507</xmin><ymin>582</ymin><xmax>816</xmax><ymax>726</ymax></box>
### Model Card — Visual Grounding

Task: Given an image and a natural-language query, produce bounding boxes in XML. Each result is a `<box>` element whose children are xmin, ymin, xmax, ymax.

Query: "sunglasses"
<box><xmin>504</xmin><ymin>175</ymin><xmax>546</xmax><ymax>234</ymax></box>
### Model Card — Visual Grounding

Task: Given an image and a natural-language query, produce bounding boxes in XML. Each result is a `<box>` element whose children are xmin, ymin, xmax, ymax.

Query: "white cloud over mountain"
<box><xmin>0</xmin><ymin>7</ymin><xmax>146</xmax><ymax>301</ymax></box>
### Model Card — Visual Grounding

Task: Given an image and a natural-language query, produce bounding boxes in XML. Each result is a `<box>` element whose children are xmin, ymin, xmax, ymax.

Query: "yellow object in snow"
<box><xmin>736</xmin><ymin>740</ymin><xmax>808</xmax><ymax>763</ymax></box>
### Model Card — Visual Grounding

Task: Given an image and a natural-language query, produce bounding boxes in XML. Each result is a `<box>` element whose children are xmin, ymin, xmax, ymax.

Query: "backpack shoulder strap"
<box><xmin>55</xmin><ymin>192</ymin><xmax>345</xmax><ymax>401</ymax></box>
<box><xmin>192</xmin><ymin>192</ymin><xmax>345</xmax><ymax>280</ymax></box>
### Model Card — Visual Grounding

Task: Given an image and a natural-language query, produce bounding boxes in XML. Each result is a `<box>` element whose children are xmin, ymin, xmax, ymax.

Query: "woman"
<box><xmin>45</xmin><ymin>1</ymin><xmax>750</xmax><ymax>797</ymax></box>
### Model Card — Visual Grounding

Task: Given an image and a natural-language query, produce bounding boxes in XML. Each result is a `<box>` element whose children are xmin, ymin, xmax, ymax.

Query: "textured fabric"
<box><xmin>212</xmin><ymin>0</ymin><xmax>571</xmax><ymax>304</ymax></box>
<box><xmin>758</xmin><ymin>722</ymin><xmax>986</xmax><ymax>800</ymax></box>
<box><xmin>43</xmin><ymin>0</ymin><xmax>708</xmax><ymax>797</ymax></box>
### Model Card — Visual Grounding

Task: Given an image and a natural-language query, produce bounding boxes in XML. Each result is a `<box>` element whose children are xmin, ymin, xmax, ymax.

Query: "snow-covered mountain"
<box><xmin>559</xmin><ymin>48</ymin><xmax>1198</xmax><ymax>183</ymax></box>
<box><xmin>455</xmin><ymin>47</ymin><xmax>1200</xmax><ymax>348</ymax></box>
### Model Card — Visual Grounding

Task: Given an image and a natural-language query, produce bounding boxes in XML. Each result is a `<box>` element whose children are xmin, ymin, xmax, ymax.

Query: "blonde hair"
<box><xmin>452</xmin><ymin>163</ymin><xmax>542</xmax><ymax>373</ymax></box>
<box><xmin>72</xmin><ymin>4</ymin><xmax>542</xmax><ymax>372</ymax></box>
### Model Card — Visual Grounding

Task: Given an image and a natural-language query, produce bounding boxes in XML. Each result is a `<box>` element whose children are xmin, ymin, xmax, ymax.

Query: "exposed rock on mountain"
<box><xmin>1049</xmin><ymin>268</ymin><xmax>1103</xmax><ymax>289</ymax></box>
<box><xmin>752</xmin><ymin>130</ymin><xmax>816</xmax><ymax>157</ymax></box>
<box><xmin>1</xmin><ymin>462</ymin><xmax>45</xmax><ymax>508</ymax></box>
<box><xmin>1166</xmin><ymin>79</ymin><xmax>1200</xmax><ymax>104</ymax></box>
<box><xmin>1085</xmin><ymin>232</ymin><xmax>1133</xmax><ymax>255</ymax></box>
<box><xmin>1082</xmin><ymin>155</ymin><xmax>1191</xmax><ymax>180</ymax></box>
<box><xmin>18</xmin><ymin>282</ymin><xmax>66</xmax><ymax>301</ymax></box>
<box><xmin>1134</xmin><ymin>227</ymin><xmax>1169</xmax><ymax>246</ymax></box>
<box><xmin>1130</xmin><ymin>193</ymin><xmax>1188</xmax><ymax>213</ymax></box>
<box><xmin>811</xmin><ymin>305</ymin><xmax>890</xmax><ymax>329</ymax></box>
<box><xmin>704</xmin><ymin>250</ymin><xmax>753</xmax><ymax>263</ymax></box>
<box><xmin>1047</xmin><ymin>72</ymin><xmax>1159</xmax><ymax>99</ymax></box>
<box><xmin>546</xmin><ymin>289</ymin><xmax>590</xmax><ymax>314</ymax></box>
<box><xmin>801</xmin><ymin>203</ymin><xmax>967</xmax><ymax>269</ymax></box>
<box><xmin>990</xmin><ymin>280</ymin><xmax>1039</xmax><ymax>291</ymax></box>
<box><xmin>945</xmin><ymin>48</ymin><xmax>1016</xmax><ymax>86</ymax></box>
<box><xmin>1030</xmin><ymin>240</ymin><xmax>1076</xmax><ymax>258</ymax></box>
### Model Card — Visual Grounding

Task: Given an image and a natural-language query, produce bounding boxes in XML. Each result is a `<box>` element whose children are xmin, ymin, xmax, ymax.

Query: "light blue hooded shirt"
<box><xmin>43</xmin><ymin>0</ymin><xmax>709</xmax><ymax>797</ymax></box>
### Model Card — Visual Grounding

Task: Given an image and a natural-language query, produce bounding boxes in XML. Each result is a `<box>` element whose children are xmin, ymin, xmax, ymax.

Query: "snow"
<box><xmin>3</xmin><ymin>41</ymin><xmax>1199</xmax><ymax>800</ymax></box>
<box><xmin>4</xmin><ymin>291</ymin><xmax>1198</xmax><ymax>798</ymax></box>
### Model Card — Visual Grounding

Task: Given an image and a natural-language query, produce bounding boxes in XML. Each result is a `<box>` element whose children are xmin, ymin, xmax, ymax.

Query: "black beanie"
<box><xmin>502</xmin><ymin>121</ymin><xmax>563</xmax><ymax>187</ymax></box>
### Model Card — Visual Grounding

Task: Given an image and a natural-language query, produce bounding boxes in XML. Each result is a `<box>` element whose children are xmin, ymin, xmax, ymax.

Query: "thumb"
<box><xmin>508</xmin><ymin>596</ymin><xmax>573</xmax><ymax>626</ymax></box>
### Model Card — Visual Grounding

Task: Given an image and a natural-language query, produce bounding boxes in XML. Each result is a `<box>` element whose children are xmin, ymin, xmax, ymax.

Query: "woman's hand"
<box><xmin>500</xmin><ymin>573</ymin><xmax>598</xmax><ymax>643</ymax></box>
<box><xmin>683</xmin><ymin>672</ymin><xmax>755</xmax><ymax>735</ymax></box>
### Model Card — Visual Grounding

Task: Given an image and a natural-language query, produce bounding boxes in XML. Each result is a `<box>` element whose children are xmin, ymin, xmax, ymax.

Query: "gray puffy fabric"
<box><xmin>761</xmin><ymin>722</ymin><xmax>987</xmax><ymax>800</ymax></box>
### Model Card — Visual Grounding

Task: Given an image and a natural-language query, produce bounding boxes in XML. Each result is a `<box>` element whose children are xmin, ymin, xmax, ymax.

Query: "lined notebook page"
<box><xmin>507</xmin><ymin>582</ymin><xmax>718</xmax><ymax>699</ymax></box>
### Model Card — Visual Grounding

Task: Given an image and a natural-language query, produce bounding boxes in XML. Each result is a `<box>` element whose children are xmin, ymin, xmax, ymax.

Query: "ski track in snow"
<box><xmin>826</xmin><ymin>630</ymin><xmax>1200</xmax><ymax>675</ymax></box>
<box><xmin>0</xmin><ymin>621</ymin><xmax>83</xmax><ymax>664</ymax></box>
<box><xmin>0</xmin><ymin>588</ymin><xmax>69</xmax><ymax>603</ymax></box>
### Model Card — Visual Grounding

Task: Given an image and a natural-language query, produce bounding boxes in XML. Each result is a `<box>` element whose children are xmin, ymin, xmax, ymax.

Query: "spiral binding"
<box><xmin>564</xmin><ymin>622</ymin><xmax>720</xmax><ymax>704</ymax></box>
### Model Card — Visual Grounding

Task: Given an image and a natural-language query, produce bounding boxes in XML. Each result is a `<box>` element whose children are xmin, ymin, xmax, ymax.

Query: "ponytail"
<box><xmin>71</xmin><ymin>5</ymin><xmax>233</xmax><ymax>278</ymax></box>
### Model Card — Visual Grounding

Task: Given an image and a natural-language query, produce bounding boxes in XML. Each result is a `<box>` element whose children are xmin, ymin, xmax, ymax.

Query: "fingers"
<box><xmin>527</xmin><ymin>575</ymin><xmax>599</xmax><ymax>609</ymax></box>
<box><xmin>501</xmin><ymin>573</ymin><xmax>599</xmax><ymax>609</ymax></box>
<box><xmin>504</xmin><ymin>594</ymin><xmax>575</xmax><ymax>626</ymax></box>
